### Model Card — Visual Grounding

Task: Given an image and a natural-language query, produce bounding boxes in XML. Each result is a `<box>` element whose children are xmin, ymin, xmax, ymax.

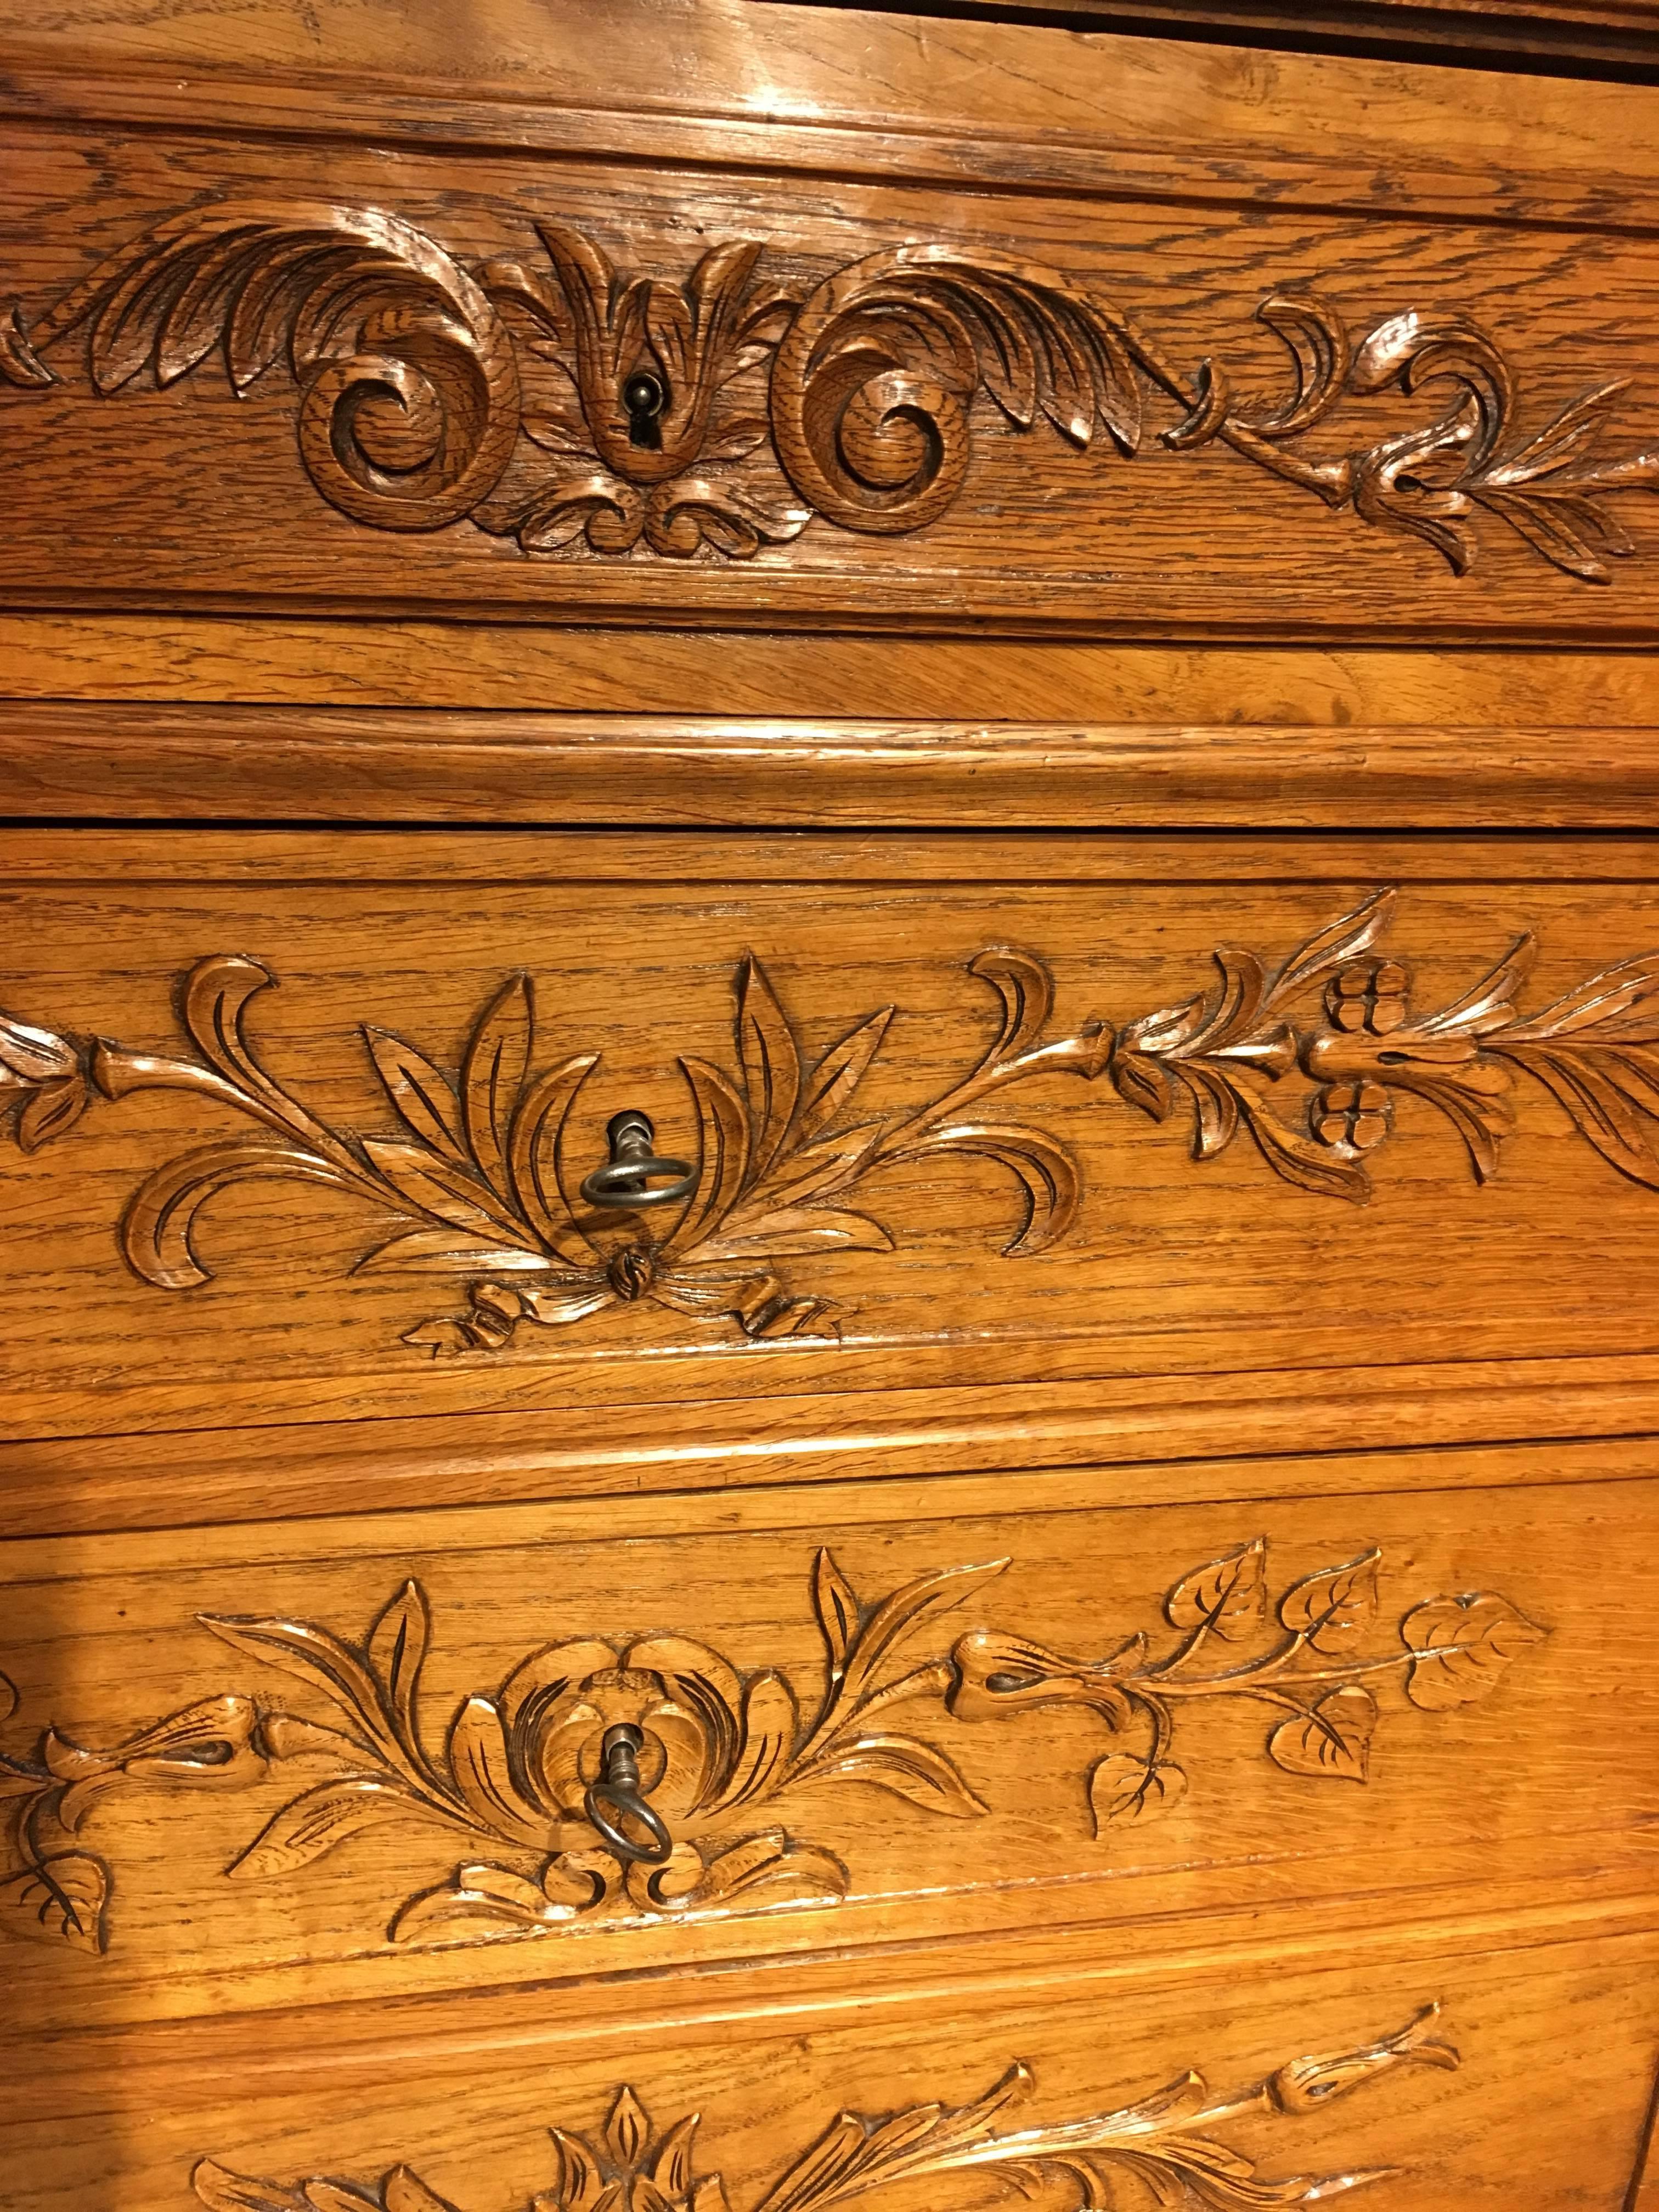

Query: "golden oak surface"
<box><xmin>2</xmin><ymin>4</ymin><xmax>1658</xmax><ymax>2208</ymax></box>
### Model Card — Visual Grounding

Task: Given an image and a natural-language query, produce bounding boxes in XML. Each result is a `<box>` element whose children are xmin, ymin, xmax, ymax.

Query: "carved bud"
<box><xmin>1268</xmin><ymin>2002</ymin><xmax>1460</xmax><ymax>2114</ymax></box>
<box><xmin>0</xmin><ymin>1010</ymin><xmax>89</xmax><ymax>1151</ymax></box>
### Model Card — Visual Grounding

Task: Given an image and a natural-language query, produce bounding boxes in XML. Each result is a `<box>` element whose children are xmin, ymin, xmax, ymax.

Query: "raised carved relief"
<box><xmin>4</xmin><ymin>201</ymin><xmax>1656</xmax><ymax>579</ymax></box>
<box><xmin>951</xmin><ymin>1537</ymin><xmax>1546</xmax><ymax>1827</ymax></box>
<box><xmin>0</xmin><ymin>1543</ymin><xmax>1542</xmax><ymax>1956</ymax></box>
<box><xmin>2</xmin><ymin>890</ymin><xmax>1656</xmax><ymax>1352</ymax></box>
<box><xmin>192</xmin><ymin>2010</ymin><xmax>1461</xmax><ymax>2212</ymax></box>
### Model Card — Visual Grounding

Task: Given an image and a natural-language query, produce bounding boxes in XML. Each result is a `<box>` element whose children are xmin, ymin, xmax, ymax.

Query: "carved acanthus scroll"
<box><xmin>2</xmin><ymin>890</ymin><xmax>1657</xmax><ymax>1353</ymax></box>
<box><xmin>4</xmin><ymin>202</ymin><xmax>1655</xmax><ymax>578</ymax></box>
<box><xmin>191</xmin><ymin>2015</ymin><xmax>1462</xmax><ymax>2212</ymax></box>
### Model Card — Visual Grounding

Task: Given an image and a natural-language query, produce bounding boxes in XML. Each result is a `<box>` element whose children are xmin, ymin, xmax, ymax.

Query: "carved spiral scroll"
<box><xmin>13</xmin><ymin>201</ymin><xmax>521</xmax><ymax>531</ymax></box>
<box><xmin>768</xmin><ymin>244</ymin><xmax>1147</xmax><ymax>534</ymax></box>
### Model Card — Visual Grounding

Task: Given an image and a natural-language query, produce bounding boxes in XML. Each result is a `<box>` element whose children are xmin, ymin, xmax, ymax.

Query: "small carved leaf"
<box><xmin>660</xmin><ymin>1057</ymin><xmax>751</xmax><ymax>1257</ymax></box>
<box><xmin>17</xmin><ymin>1074</ymin><xmax>88</xmax><ymax>1152</ymax></box>
<box><xmin>362</xmin><ymin>1137</ymin><xmax>529</xmax><ymax>1244</ymax></box>
<box><xmin>1272</xmin><ymin>889</ymin><xmax>1396</xmax><ymax>1002</ymax></box>
<box><xmin>669</xmin><ymin>1829</ymin><xmax>847</xmax><ymax>1908</ymax></box>
<box><xmin>800</xmin><ymin>1732</ymin><xmax>988</xmax><ymax>1817</ymax></box>
<box><xmin>651</xmin><ymin>2116</ymin><xmax>702</xmax><ymax>2200</ymax></box>
<box><xmin>896</xmin><ymin>1121</ymin><xmax>1080</xmax><ymax>1256</ymax></box>
<box><xmin>737</xmin><ymin>956</ymin><xmax>804</xmax><ymax>1183</ymax></box>
<box><xmin>381</xmin><ymin>2171</ymin><xmax>462</xmax><ymax>2212</ymax></box>
<box><xmin>1402</xmin><ymin>1593</ymin><xmax>1548</xmax><ymax>1710</ymax></box>
<box><xmin>366</xmin><ymin>1581</ymin><xmax>430</xmax><ymax>1755</ymax></box>
<box><xmin>1109</xmin><ymin>1048</ymin><xmax>1176</xmax><ymax>1124</ymax></box>
<box><xmin>1165</xmin><ymin>1538</ymin><xmax>1267</xmax><ymax>1639</ymax></box>
<box><xmin>509</xmin><ymin>1051</ymin><xmax>600</xmax><ymax>1259</ymax></box>
<box><xmin>607</xmin><ymin>2087</ymin><xmax>651</xmax><ymax>2169</ymax></box>
<box><xmin>835</xmin><ymin>1557</ymin><xmax>1009</xmax><ymax>1713</ymax></box>
<box><xmin>1232</xmin><ymin>1086</ymin><xmax>1373</xmax><ymax>1203</ymax></box>
<box><xmin>0</xmin><ymin>1009</ymin><xmax>80</xmax><ymax>1086</ymax></box>
<box><xmin>391</xmin><ymin>1860</ymin><xmax>594</xmax><ymax>1945</ymax></box>
<box><xmin>122</xmin><ymin>1139</ymin><xmax>358</xmax><ymax>1291</ymax></box>
<box><xmin>364</xmin><ymin>1030</ymin><xmax>467</xmax><ymax>1165</ymax></box>
<box><xmin>1089</xmin><ymin>1753</ymin><xmax>1187</xmax><ymax>1830</ymax></box>
<box><xmin>460</xmin><ymin>973</ymin><xmax>534</xmax><ymax>1198</ymax></box>
<box><xmin>813</xmin><ymin>1549</ymin><xmax>860</xmax><ymax>1684</ymax></box>
<box><xmin>1267</xmin><ymin>1686</ymin><xmax>1378</xmax><ymax>1782</ymax></box>
<box><xmin>716</xmin><ymin>1668</ymin><xmax>800</xmax><ymax>1810</ymax></box>
<box><xmin>190</xmin><ymin>2162</ymin><xmax>314</xmax><ymax>2212</ymax></box>
<box><xmin>544</xmin><ymin>2128</ymin><xmax>606</xmax><ymax>2212</ymax></box>
<box><xmin>227</xmin><ymin>1778</ymin><xmax>444</xmax><ymax>1878</ymax></box>
<box><xmin>795</xmin><ymin>1009</ymin><xmax>895</xmax><ymax>1148</ymax></box>
<box><xmin>0</xmin><ymin>1852</ymin><xmax>109</xmax><ymax>1952</ymax></box>
<box><xmin>1278</xmin><ymin>1550</ymin><xmax>1382</xmax><ymax>1654</ymax></box>
<box><xmin>198</xmin><ymin>1610</ymin><xmax>390</xmax><ymax>1743</ymax></box>
<box><xmin>967</xmin><ymin>947</ymin><xmax>1056</xmax><ymax>1064</ymax></box>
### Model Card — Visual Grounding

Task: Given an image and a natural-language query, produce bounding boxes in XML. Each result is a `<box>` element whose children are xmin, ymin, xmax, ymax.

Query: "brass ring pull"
<box><xmin>579</xmin><ymin>1109</ymin><xmax>697</xmax><ymax>1210</ymax></box>
<box><xmin>583</xmin><ymin>1723</ymin><xmax>674</xmax><ymax>1866</ymax></box>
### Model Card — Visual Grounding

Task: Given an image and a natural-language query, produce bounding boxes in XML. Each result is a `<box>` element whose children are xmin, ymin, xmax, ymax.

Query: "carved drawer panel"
<box><xmin>3</xmin><ymin>832</ymin><xmax>1659</xmax><ymax>1437</ymax></box>
<box><xmin>4</xmin><ymin>1910</ymin><xmax>1656</xmax><ymax>2210</ymax></box>
<box><xmin>3</xmin><ymin>1451</ymin><xmax>1654</xmax><ymax>2031</ymax></box>
<box><xmin>5</xmin><ymin>117</ymin><xmax>1659</xmax><ymax>642</ymax></box>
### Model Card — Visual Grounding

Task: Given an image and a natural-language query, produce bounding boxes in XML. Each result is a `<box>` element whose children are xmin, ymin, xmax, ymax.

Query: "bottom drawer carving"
<box><xmin>193</xmin><ymin>2004</ymin><xmax>1457</xmax><ymax>2212</ymax></box>
<box><xmin>8</xmin><ymin>1926</ymin><xmax>1656</xmax><ymax>2210</ymax></box>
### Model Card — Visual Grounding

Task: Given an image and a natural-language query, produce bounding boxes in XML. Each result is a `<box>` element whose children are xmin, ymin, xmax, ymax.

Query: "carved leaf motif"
<box><xmin>191</xmin><ymin>2163</ymin><xmax>314</xmax><ymax>2212</ymax></box>
<box><xmin>660</xmin><ymin>1058</ymin><xmax>751</xmax><ymax>1257</ymax></box>
<box><xmin>17</xmin><ymin>1074</ymin><xmax>88</xmax><ymax>1152</ymax></box>
<box><xmin>364</xmin><ymin>1030</ymin><xmax>468</xmax><ymax>1166</ymax></box>
<box><xmin>1165</xmin><ymin>1539</ymin><xmax>1268</xmax><ymax>1639</ymax></box>
<box><xmin>460</xmin><ymin>974</ymin><xmax>533</xmax><ymax>1200</ymax></box>
<box><xmin>122</xmin><ymin>1139</ymin><xmax>360</xmax><ymax>1291</ymax></box>
<box><xmin>796</xmin><ymin>1732</ymin><xmax>988</xmax><ymax>1818</ymax></box>
<box><xmin>1402</xmin><ymin>1593</ymin><xmax>1549</xmax><ymax>1710</ymax></box>
<box><xmin>0</xmin><ymin>1851</ymin><xmax>109</xmax><ymax>1952</ymax></box>
<box><xmin>1267</xmin><ymin>1686</ymin><xmax>1378</xmax><ymax>1782</ymax></box>
<box><xmin>1089</xmin><ymin>1753</ymin><xmax>1188</xmax><ymax>1830</ymax></box>
<box><xmin>813</xmin><ymin>1550</ymin><xmax>860</xmax><ymax>1688</ymax></box>
<box><xmin>1278</xmin><ymin>1551</ymin><xmax>1381</xmax><ymax>1654</ymax></box>
<box><xmin>793</xmin><ymin>1012</ymin><xmax>894</xmax><ymax>1150</ymax></box>
<box><xmin>736</xmin><ymin>957</ymin><xmax>803</xmax><ymax>1185</ymax></box>
<box><xmin>509</xmin><ymin>1051</ymin><xmax>600</xmax><ymax>1259</ymax></box>
<box><xmin>367</xmin><ymin>1582</ymin><xmax>430</xmax><ymax>1762</ymax></box>
<box><xmin>227</xmin><ymin>1778</ymin><xmax>454</xmax><ymax>1878</ymax></box>
<box><xmin>890</xmin><ymin>1121</ymin><xmax>1081</xmax><ymax>1255</ymax></box>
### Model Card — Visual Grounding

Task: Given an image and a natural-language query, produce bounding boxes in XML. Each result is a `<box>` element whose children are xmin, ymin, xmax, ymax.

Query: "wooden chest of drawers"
<box><xmin>2</xmin><ymin>3</ymin><xmax>1658</xmax><ymax>2206</ymax></box>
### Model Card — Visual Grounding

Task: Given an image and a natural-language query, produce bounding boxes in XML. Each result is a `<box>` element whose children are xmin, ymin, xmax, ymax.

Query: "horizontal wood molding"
<box><xmin>5</xmin><ymin>1365</ymin><xmax>1659</xmax><ymax>1536</ymax></box>
<box><xmin>4</xmin><ymin>702</ymin><xmax>1659</xmax><ymax>827</ymax></box>
<box><xmin>2</xmin><ymin>3</ymin><xmax>1658</xmax><ymax>229</ymax></box>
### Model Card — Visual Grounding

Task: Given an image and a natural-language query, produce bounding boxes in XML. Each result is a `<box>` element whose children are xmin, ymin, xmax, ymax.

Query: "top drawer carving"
<box><xmin>3</xmin><ymin>135</ymin><xmax>1658</xmax><ymax>634</ymax></box>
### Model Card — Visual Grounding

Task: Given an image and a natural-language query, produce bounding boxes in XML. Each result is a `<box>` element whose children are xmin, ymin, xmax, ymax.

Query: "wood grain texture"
<box><xmin>4</xmin><ymin>834</ymin><xmax>1659</xmax><ymax>1436</ymax></box>
<box><xmin>4</xmin><ymin>1916</ymin><xmax>1657</xmax><ymax>2209</ymax></box>
<box><xmin>808</xmin><ymin>0</ymin><xmax>1659</xmax><ymax>72</ymax></box>
<box><xmin>5</xmin><ymin>126</ymin><xmax>1659</xmax><ymax>635</ymax></box>
<box><xmin>8</xmin><ymin>1364</ymin><xmax>1659</xmax><ymax>1538</ymax></box>
<box><xmin>0</xmin><ymin>1461</ymin><xmax>1646</xmax><ymax>2025</ymax></box>
<box><xmin>13</xmin><ymin>702</ymin><xmax>1659</xmax><ymax>827</ymax></box>
<box><xmin>3</xmin><ymin>0</ymin><xmax>1659</xmax><ymax>234</ymax></box>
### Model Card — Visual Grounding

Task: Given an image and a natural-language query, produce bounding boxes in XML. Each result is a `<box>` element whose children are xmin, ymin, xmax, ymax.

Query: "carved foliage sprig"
<box><xmin>1110</xmin><ymin>887</ymin><xmax>1659</xmax><ymax>1206</ymax></box>
<box><xmin>0</xmin><ymin>945</ymin><xmax>1110</xmax><ymax>1354</ymax></box>
<box><xmin>951</xmin><ymin>1537</ymin><xmax>1547</xmax><ymax>1832</ymax></box>
<box><xmin>4</xmin><ymin>202</ymin><xmax>1655</xmax><ymax>577</ymax></box>
<box><xmin>191</xmin><ymin>2009</ymin><xmax>1462</xmax><ymax>2212</ymax></box>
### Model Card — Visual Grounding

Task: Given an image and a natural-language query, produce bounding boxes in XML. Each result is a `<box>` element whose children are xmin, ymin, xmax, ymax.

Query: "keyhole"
<box><xmin>624</xmin><ymin>369</ymin><xmax>668</xmax><ymax>450</ymax></box>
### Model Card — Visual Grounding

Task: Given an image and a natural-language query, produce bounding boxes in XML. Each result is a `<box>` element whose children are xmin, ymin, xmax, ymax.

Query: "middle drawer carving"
<box><xmin>0</xmin><ymin>1451</ymin><xmax>1647</xmax><ymax>2028</ymax></box>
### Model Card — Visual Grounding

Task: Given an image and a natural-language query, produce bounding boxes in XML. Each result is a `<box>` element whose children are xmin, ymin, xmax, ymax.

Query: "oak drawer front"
<box><xmin>5</xmin><ymin>89</ymin><xmax>1659</xmax><ymax>647</ymax></box>
<box><xmin>4</xmin><ymin>833</ymin><xmax>1659</xmax><ymax>1439</ymax></box>
<box><xmin>3</xmin><ymin>1451</ymin><xmax>1654</xmax><ymax>2030</ymax></box>
<box><xmin>5</xmin><ymin>1917</ymin><xmax>1656</xmax><ymax>2211</ymax></box>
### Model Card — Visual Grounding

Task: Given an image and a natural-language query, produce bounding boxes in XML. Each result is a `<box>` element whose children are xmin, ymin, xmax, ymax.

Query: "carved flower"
<box><xmin>1325</xmin><ymin>958</ymin><xmax>1410</xmax><ymax>1035</ymax></box>
<box><xmin>1312</xmin><ymin>1077</ymin><xmax>1391</xmax><ymax>1151</ymax></box>
<box><xmin>447</xmin><ymin>1638</ymin><xmax>784</xmax><ymax>1860</ymax></box>
<box><xmin>538</xmin><ymin>2088</ymin><xmax>732</xmax><ymax>2212</ymax></box>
